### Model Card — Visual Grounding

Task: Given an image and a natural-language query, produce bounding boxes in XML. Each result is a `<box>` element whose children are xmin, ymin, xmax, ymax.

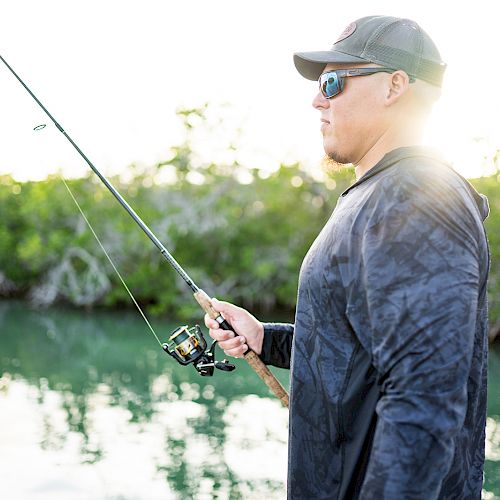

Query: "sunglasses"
<box><xmin>319</xmin><ymin>67</ymin><xmax>415</xmax><ymax>99</ymax></box>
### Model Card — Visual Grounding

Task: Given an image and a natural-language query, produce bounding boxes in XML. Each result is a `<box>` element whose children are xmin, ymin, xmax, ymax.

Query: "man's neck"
<box><xmin>354</xmin><ymin>127</ymin><xmax>423</xmax><ymax>180</ymax></box>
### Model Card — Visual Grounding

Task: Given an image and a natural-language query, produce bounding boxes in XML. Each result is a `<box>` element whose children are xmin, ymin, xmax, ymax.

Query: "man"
<box><xmin>205</xmin><ymin>16</ymin><xmax>490</xmax><ymax>499</ymax></box>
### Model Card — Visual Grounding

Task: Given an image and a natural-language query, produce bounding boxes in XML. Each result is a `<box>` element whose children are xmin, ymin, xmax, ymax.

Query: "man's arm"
<box><xmin>260</xmin><ymin>322</ymin><xmax>294</xmax><ymax>368</ymax></box>
<box><xmin>348</xmin><ymin>168</ymin><xmax>485</xmax><ymax>498</ymax></box>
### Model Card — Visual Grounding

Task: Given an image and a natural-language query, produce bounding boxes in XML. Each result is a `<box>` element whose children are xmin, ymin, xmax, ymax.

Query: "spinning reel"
<box><xmin>162</xmin><ymin>325</ymin><xmax>236</xmax><ymax>376</ymax></box>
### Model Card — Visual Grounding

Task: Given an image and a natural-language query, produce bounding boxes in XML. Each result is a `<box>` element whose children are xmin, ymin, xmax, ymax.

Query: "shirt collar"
<box><xmin>340</xmin><ymin>146</ymin><xmax>444</xmax><ymax>196</ymax></box>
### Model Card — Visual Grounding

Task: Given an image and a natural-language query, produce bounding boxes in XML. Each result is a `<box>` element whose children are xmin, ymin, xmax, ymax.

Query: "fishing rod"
<box><xmin>1</xmin><ymin>54</ymin><xmax>289</xmax><ymax>408</ymax></box>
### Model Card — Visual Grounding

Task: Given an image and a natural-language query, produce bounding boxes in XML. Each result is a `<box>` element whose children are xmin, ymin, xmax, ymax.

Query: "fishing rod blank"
<box><xmin>0</xmin><ymin>53</ymin><xmax>289</xmax><ymax>408</ymax></box>
<box><xmin>0</xmin><ymin>55</ymin><xmax>196</xmax><ymax>294</ymax></box>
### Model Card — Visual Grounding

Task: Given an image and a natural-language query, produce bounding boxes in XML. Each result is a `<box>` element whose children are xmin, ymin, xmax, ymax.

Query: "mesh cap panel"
<box><xmin>294</xmin><ymin>16</ymin><xmax>446</xmax><ymax>86</ymax></box>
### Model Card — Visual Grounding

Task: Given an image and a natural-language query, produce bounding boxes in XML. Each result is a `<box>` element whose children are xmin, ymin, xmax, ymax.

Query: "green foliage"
<box><xmin>471</xmin><ymin>174</ymin><xmax>500</xmax><ymax>326</ymax></box>
<box><xmin>0</xmin><ymin>106</ymin><xmax>353</xmax><ymax>319</ymax></box>
<box><xmin>1</xmin><ymin>105</ymin><xmax>499</xmax><ymax>328</ymax></box>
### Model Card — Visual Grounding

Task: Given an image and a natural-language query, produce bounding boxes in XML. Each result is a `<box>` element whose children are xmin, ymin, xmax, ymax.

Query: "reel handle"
<box><xmin>193</xmin><ymin>289</ymin><xmax>289</xmax><ymax>408</ymax></box>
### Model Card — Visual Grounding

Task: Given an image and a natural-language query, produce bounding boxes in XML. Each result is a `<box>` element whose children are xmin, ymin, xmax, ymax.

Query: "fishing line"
<box><xmin>60</xmin><ymin>175</ymin><xmax>163</xmax><ymax>347</ymax></box>
<box><xmin>1</xmin><ymin>53</ymin><xmax>289</xmax><ymax>405</ymax></box>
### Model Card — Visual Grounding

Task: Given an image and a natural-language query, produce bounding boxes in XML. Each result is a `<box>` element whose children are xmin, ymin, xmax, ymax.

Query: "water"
<box><xmin>0</xmin><ymin>301</ymin><xmax>499</xmax><ymax>499</ymax></box>
<box><xmin>487</xmin><ymin>345</ymin><xmax>500</xmax><ymax>498</ymax></box>
<box><xmin>0</xmin><ymin>301</ymin><xmax>289</xmax><ymax>499</ymax></box>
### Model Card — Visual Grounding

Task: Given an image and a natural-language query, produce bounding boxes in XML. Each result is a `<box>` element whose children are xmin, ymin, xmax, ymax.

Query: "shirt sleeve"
<box><xmin>259</xmin><ymin>322</ymin><xmax>294</xmax><ymax>368</ymax></box>
<box><xmin>347</xmin><ymin>167</ymin><xmax>484</xmax><ymax>499</ymax></box>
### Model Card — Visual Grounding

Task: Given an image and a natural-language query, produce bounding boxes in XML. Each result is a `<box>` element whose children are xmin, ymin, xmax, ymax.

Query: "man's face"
<box><xmin>313</xmin><ymin>63</ymin><xmax>388</xmax><ymax>165</ymax></box>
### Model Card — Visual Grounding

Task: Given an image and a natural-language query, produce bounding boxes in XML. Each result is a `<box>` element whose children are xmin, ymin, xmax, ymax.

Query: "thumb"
<box><xmin>211</xmin><ymin>298</ymin><xmax>241</xmax><ymax>318</ymax></box>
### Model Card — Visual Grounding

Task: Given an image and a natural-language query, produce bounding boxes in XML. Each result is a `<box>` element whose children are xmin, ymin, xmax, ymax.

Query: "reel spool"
<box><xmin>162</xmin><ymin>325</ymin><xmax>235</xmax><ymax>376</ymax></box>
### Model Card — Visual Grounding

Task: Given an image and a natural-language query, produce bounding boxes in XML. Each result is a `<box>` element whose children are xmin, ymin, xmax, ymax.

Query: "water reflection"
<box><xmin>1</xmin><ymin>300</ymin><xmax>499</xmax><ymax>498</ymax></box>
<box><xmin>0</xmin><ymin>301</ymin><xmax>288</xmax><ymax>499</ymax></box>
<box><xmin>485</xmin><ymin>345</ymin><xmax>500</xmax><ymax>498</ymax></box>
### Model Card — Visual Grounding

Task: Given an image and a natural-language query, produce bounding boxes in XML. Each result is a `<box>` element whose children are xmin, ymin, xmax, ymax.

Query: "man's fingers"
<box><xmin>223</xmin><ymin>340</ymin><xmax>248</xmax><ymax>358</ymax></box>
<box><xmin>213</xmin><ymin>334</ymin><xmax>247</xmax><ymax>358</ymax></box>
<box><xmin>211</xmin><ymin>329</ymin><xmax>236</xmax><ymax>342</ymax></box>
<box><xmin>204</xmin><ymin>313</ymin><xmax>219</xmax><ymax>330</ymax></box>
<box><xmin>204</xmin><ymin>310</ymin><xmax>249</xmax><ymax>358</ymax></box>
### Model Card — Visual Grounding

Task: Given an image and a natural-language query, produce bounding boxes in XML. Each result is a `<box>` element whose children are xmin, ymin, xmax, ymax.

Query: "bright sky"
<box><xmin>1</xmin><ymin>0</ymin><xmax>499</xmax><ymax>181</ymax></box>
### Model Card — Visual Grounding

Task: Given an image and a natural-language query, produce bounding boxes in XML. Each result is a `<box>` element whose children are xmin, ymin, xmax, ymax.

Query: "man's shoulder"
<box><xmin>343</xmin><ymin>147</ymin><xmax>488</xmax><ymax>226</ymax></box>
<box><xmin>374</xmin><ymin>151</ymin><xmax>482</xmax><ymax>209</ymax></box>
<box><xmin>364</xmin><ymin>151</ymin><xmax>489</xmax><ymax>237</ymax></box>
<box><xmin>380</xmin><ymin>151</ymin><xmax>461</xmax><ymax>191</ymax></box>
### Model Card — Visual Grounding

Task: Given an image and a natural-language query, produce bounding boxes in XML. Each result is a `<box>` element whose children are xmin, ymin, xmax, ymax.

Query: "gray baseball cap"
<box><xmin>294</xmin><ymin>16</ymin><xmax>446</xmax><ymax>86</ymax></box>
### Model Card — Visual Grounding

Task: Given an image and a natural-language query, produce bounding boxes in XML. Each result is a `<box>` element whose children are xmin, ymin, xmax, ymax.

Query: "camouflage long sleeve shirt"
<box><xmin>260</xmin><ymin>147</ymin><xmax>490</xmax><ymax>499</ymax></box>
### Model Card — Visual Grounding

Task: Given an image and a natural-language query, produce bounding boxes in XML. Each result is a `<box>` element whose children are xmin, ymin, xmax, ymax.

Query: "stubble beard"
<box><xmin>321</xmin><ymin>151</ymin><xmax>353</xmax><ymax>173</ymax></box>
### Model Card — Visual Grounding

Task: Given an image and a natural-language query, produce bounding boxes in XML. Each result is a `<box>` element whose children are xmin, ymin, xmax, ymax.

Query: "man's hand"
<box><xmin>204</xmin><ymin>298</ymin><xmax>264</xmax><ymax>357</ymax></box>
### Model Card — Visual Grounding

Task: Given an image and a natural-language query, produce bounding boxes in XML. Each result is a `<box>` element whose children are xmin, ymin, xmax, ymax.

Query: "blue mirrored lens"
<box><xmin>320</xmin><ymin>72</ymin><xmax>340</xmax><ymax>98</ymax></box>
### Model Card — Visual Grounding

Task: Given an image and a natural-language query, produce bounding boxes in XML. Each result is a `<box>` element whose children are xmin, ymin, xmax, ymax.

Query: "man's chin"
<box><xmin>322</xmin><ymin>140</ymin><xmax>352</xmax><ymax>164</ymax></box>
<box><xmin>320</xmin><ymin>155</ymin><xmax>345</xmax><ymax>173</ymax></box>
<box><xmin>321</xmin><ymin>150</ymin><xmax>353</xmax><ymax>173</ymax></box>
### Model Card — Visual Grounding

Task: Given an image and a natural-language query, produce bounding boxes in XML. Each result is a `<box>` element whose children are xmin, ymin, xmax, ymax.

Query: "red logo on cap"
<box><xmin>335</xmin><ymin>22</ymin><xmax>357</xmax><ymax>43</ymax></box>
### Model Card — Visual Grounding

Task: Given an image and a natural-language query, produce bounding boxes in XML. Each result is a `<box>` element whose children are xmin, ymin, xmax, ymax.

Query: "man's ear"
<box><xmin>385</xmin><ymin>70</ymin><xmax>411</xmax><ymax>105</ymax></box>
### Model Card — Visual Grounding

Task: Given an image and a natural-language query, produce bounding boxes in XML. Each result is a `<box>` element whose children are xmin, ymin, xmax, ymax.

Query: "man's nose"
<box><xmin>312</xmin><ymin>91</ymin><xmax>329</xmax><ymax>110</ymax></box>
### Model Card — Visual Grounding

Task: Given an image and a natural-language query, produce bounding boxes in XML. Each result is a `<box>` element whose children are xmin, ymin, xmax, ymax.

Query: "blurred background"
<box><xmin>1</xmin><ymin>1</ymin><xmax>499</xmax><ymax>498</ymax></box>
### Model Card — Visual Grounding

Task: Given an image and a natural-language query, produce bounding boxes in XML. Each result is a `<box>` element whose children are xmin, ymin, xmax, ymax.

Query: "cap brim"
<box><xmin>294</xmin><ymin>51</ymin><xmax>368</xmax><ymax>80</ymax></box>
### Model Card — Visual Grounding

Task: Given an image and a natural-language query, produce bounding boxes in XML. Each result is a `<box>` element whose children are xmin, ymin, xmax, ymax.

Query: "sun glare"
<box><xmin>424</xmin><ymin>96</ymin><xmax>499</xmax><ymax>179</ymax></box>
<box><xmin>1</xmin><ymin>1</ymin><xmax>498</xmax><ymax>182</ymax></box>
